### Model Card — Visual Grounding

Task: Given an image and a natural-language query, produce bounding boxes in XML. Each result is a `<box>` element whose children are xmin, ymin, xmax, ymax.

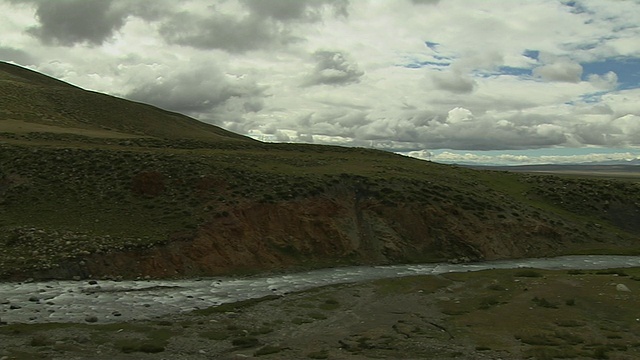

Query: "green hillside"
<box><xmin>0</xmin><ymin>62</ymin><xmax>252</xmax><ymax>143</ymax></box>
<box><xmin>1</xmin><ymin>62</ymin><xmax>638</xmax><ymax>280</ymax></box>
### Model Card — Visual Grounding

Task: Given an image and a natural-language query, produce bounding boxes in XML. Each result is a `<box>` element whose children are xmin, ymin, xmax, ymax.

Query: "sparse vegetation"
<box><xmin>478</xmin><ymin>296</ymin><xmax>500</xmax><ymax>309</ymax></box>
<box><xmin>565</xmin><ymin>298</ymin><xmax>576</xmax><ymax>306</ymax></box>
<box><xmin>595</xmin><ymin>269</ymin><xmax>629</xmax><ymax>276</ymax></box>
<box><xmin>254</xmin><ymin>345</ymin><xmax>286</xmax><ymax>356</ymax></box>
<box><xmin>515</xmin><ymin>269</ymin><xmax>544</xmax><ymax>278</ymax></box>
<box><xmin>1</xmin><ymin>132</ymin><xmax>638</xmax><ymax>279</ymax></box>
<box><xmin>532</xmin><ymin>296</ymin><xmax>558</xmax><ymax>309</ymax></box>
<box><xmin>29</xmin><ymin>334</ymin><xmax>53</xmax><ymax>347</ymax></box>
<box><xmin>231</xmin><ymin>336</ymin><xmax>261</xmax><ymax>349</ymax></box>
<box><xmin>318</xmin><ymin>298</ymin><xmax>340</xmax><ymax>310</ymax></box>
<box><xmin>200</xmin><ymin>329</ymin><xmax>229</xmax><ymax>340</ymax></box>
<box><xmin>307</xmin><ymin>350</ymin><xmax>330</xmax><ymax>359</ymax></box>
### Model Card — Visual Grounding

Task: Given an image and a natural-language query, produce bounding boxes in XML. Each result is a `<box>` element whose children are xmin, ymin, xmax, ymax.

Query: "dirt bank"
<box><xmin>18</xmin><ymin>190</ymin><xmax>608</xmax><ymax>281</ymax></box>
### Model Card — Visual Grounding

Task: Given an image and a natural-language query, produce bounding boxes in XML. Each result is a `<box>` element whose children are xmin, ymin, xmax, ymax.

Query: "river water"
<box><xmin>1</xmin><ymin>255</ymin><xmax>639</xmax><ymax>324</ymax></box>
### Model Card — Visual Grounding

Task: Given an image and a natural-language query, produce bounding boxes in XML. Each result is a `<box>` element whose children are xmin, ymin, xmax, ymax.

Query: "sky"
<box><xmin>1</xmin><ymin>0</ymin><xmax>639</xmax><ymax>165</ymax></box>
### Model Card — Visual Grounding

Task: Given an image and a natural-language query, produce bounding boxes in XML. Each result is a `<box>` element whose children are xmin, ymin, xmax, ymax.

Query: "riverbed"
<box><xmin>1</xmin><ymin>255</ymin><xmax>638</xmax><ymax>324</ymax></box>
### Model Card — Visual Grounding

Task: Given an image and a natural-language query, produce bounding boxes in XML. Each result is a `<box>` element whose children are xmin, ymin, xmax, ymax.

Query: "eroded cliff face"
<box><xmin>26</xmin><ymin>189</ymin><xmax>591</xmax><ymax>280</ymax></box>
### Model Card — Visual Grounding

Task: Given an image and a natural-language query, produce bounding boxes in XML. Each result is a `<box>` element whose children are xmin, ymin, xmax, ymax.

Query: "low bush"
<box><xmin>515</xmin><ymin>333</ymin><xmax>561</xmax><ymax>346</ymax></box>
<box><xmin>231</xmin><ymin>336</ymin><xmax>260</xmax><ymax>349</ymax></box>
<box><xmin>254</xmin><ymin>345</ymin><xmax>285</xmax><ymax>356</ymax></box>
<box><xmin>565</xmin><ymin>298</ymin><xmax>575</xmax><ymax>306</ymax></box>
<box><xmin>318</xmin><ymin>299</ymin><xmax>340</xmax><ymax>310</ymax></box>
<box><xmin>532</xmin><ymin>297</ymin><xmax>557</xmax><ymax>309</ymax></box>
<box><xmin>30</xmin><ymin>335</ymin><xmax>53</xmax><ymax>346</ymax></box>
<box><xmin>486</xmin><ymin>283</ymin><xmax>506</xmax><ymax>291</ymax></box>
<box><xmin>200</xmin><ymin>329</ymin><xmax>229</xmax><ymax>340</ymax></box>
<box><xmin>515</xmin><ymin>269</ymin><xmax>543</xmax><ymax>278</ymax></box>
<box><xmin>307</xmin><ymin>350</ymin><xmax>329</xmax><ymax>359</ymax></box>
<box><xmin>595</xmin><ymin>269</ymin><xmax>628</xmax><ymax>277</ymax></box>
<box><xmin>478</xmin><ymin>297</ymin><xmax>500</xmax><ymax>309</ymax></box>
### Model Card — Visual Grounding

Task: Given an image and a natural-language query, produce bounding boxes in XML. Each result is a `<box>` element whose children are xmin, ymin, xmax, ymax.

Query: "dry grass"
<box><xmin>438</xmin><ymin>267</ymin><xmax>640</xmax><ymax>358</ymax></box>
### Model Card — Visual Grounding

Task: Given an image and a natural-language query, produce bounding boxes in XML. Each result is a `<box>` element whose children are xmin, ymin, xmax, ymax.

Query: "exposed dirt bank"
<box><xmin>17</xmin><ymin>191</ymin><xmax>622</xmax><ymax>281</ymax></box>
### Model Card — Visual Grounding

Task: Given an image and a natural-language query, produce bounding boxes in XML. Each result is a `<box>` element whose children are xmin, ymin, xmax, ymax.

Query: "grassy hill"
<box><xmin>0</xmin><ymin>61</ymin><xmax>252</xmax><ymax>143</ymax></box>
<box><xmin>1</xmin><ymin>62</ymin><xmax>638</xmax><ymax>280</ymax></box>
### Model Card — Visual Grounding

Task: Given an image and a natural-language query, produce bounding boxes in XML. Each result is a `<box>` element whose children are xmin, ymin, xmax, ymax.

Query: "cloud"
<box><xmin>610</xmin><ymin>114</ymin><xmax>640</xmax><ymax>144</ymax></box>
<box><xmin>24</xmin><ymin>0</ymin><xmax>127</xmax><ymax>46</ymax></box>
<box><xmin>532</xmin><ymin>59</ymin><xmax>583</xmax><ymax>83</ymax></box>
<box><xmin>158</xmin><ymin>11</ymin><xmax>300</xmax><ymax>53</ymax></box>
<box><xmin>3</xmin><ymin>0</ymin><xmax>640</xmax><ymax>163</ymax></box>
<box><xmin>125</xmin><ymin>62</ymin><xmax>267</xmax><ymax>121</ymax></box>
<box><xmin>303</xmin><ymin>50</ymin><xmax>364</xmax><ymax>86</ymax></box>
<box><xmin>445</xmin><ymin>107</ymin><xmax>473</xmax><ymax>124</ymax></box>
<box><xmin>240</xmin><ymin>0</ymin><xmax>349</xmax><ymax>21</ymax></box>
<box><xmin>158</xmin><ymin>0</ymin><xmax>349</xmax><ymax>53</ymax></box>
<box><xmin>21</xmin><ymin>0</ymin><xmax>348</xmax><ymax>50</ymax></box>
<box><xmin>403</xmin><ymin>149</ymin><xmax>640</xmax><ymax>166</ymax></box>
<box><xmin>410</xmin><ymin>0</ymin><xmax>440</xmax><ymax>5</ymax></box>
<box><xmin>299</xmin><ymin>109</ymin><xmax>369</xmax><ymax>137</ymax></box>
<box><xmin>429</xmin><ymin>68</ymin><xmax>477</xmax><ymax>93</ymax></box>
<box><xmin>587</xmin><ymin>71</ymin><xmax>618</xmax><ymax>90</ymax></box>
<box><xmin>0</xmin><ymin>46</ymin><xmax>32</xmax><ymax>65</ymax></box>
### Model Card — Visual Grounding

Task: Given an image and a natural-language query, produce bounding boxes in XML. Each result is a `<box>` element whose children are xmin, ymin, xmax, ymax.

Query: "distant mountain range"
<box><xmin>467</xmin><ymin>162</ymin><xmax>640</xmax><ymax>175</ymax></box>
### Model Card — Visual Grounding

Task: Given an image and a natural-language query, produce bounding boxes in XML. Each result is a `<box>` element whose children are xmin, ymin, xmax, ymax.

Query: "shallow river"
<box><xmin>1</xmin><ymin>255</ymin><xmax>639</xmax><ymax>324</ymax></box>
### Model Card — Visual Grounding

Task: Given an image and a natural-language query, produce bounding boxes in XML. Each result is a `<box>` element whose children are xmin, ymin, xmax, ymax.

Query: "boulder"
<box><xmin>616</xmin><ymin>283</ymin><xmax>631</xmax><ymax>292</ymax></box>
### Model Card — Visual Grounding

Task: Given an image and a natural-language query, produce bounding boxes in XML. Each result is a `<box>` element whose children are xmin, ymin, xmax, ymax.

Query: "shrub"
<box><xmin>515</xmin><ymin>269</ymin><xmax>543</xmax><ymax>278</ymax></box>
<box><xmin>565</xmin><ymin>298</ymin><xmax>575</xmax><ymax>306</ymax></box>
<box><xmin>254</xmin><ymin>345</ymin><xmax>285</xmax><ymax>356</ymax></box>
<box><xmin>515</xmin><ymin>333</ymin><xmax>560</xmax><ymax>346</ymax></box>
<box><xmin>231</xmin><ymin>336</ymin><xmax>260</xmax><ymax>349</ymax></box>
<box><xmin>554</xmin><ymin>330</ymin><xmax>584</xmax><ymax>345</ymax></box>
<box><xmin>486</xmin><ymin>283</ymin><xmax>506</xmax><ymax>291</ymax></box>
<box><xmin>478</xmin><ymin>297</ymin><xmax>500</xmax><ymax>309</ymax></box>
<box><xmin>117</xmin><ymin>339</ymin><xmax>166</xmax><ymax>354</ymax></box>
<box><xmin>139</xmin><ymin>343</ymin><xmax>165</xmax><ymax>353</ymax></box>
<box><xmin>532</xmin><ymin>297</ymin><xmax>557</xmax><ymax>309</ymax></box>
<box><xmin>200</xmin><ymin>330</ymin><xmax>229</xmax><ymax>340</ymax></box>
<box><xmin>307</xmin><ymin>350</ymin><xmax>329</xmax><ymax>359</ymax></box>
<box><xmin>292</xmin><ymin>317</ymin><xmax>312</xmax><ymax>325</ymax></box>
<box><xmin>555</xmin><ymin>319</ymin><xmax>583</xmax><ymax>328</ymax></box>
<box><xmin>250</xmin><ymin>326</ymin><xmax>274</xmax><ymax>335</ymax></box>
<box><xmin>131</xmin><ymin>171</ymin><xmax>165</xmax><ymax>197</ymax></box>
<box><xmin>595</xmin><ymin>269</ymin><xmax>628</xmax><ymax>277</ymax></box>
<box><xmin>593</xmin><ymin>346</ymin><xmax>609</xmax><ymax>359</ymax></box>
<box><xmin>30</xmin><ymin>335</ymin><xmax>53</xmax><ymax>347</ymax></box>
<box><xmin>318</xmin><ymin>299</ymin><xmax>340</xmax><ymax>310</ymax></box>
<box><xmin>308</xmin><ymin>312</ymin><xmax>328</xmax><ymax>320</ymax></box>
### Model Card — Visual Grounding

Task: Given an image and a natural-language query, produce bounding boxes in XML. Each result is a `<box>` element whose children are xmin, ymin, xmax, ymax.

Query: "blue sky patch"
<box><xmin>425</xmin><ymin>41</ymin><xmax>439</xmax><ymax>51</ymax></box>
<box><xmin>523</xmin><ymin>49</ymin><xmax>539</xmax><ymax>60</ymax></box>
<box><xmin>562</xmin><ymin>0</ymin><xmax>590</xmax><ymax>15</ymax></box>
<box><xmin>402</xmin><ymin>60</ymin><xmax>450</xmax><ymax>69</ymax></box>
<box><xmin>497</xmin><ymin>66</ymin><xmax>532</xmax><ymax>77</ymax></box>
<box><xmin>578</xmin><ymin>91</ymin><xmax>608</xmax><ymax>104</ymax></box>
<box><xmin>581</xmin><ymin>57</ymin><xmax>640</xmax><ymax>90</ymax></box>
